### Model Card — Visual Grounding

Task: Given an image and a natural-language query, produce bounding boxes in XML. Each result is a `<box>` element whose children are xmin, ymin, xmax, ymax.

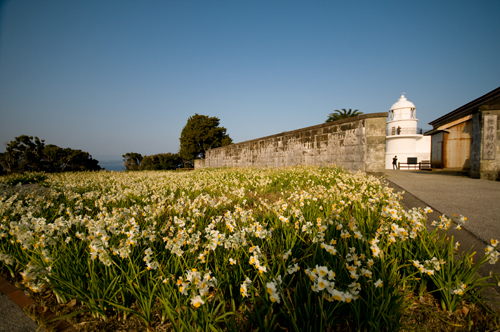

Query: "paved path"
<box><xmin>384</xmin><ymin>169</ymin><xmax>500</xmax><ymax>244</ymax></box>
<box><xmin>0</xmin><ymin>291</ymin><xmax>42</xmax><ymax>332</ymax></box>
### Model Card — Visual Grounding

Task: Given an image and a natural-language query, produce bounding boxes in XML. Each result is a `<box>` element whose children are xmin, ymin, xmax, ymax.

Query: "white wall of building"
<box><xmin>385</xmin><ymin>94</ymin><xmax>431</xmax><ymax>169</ymax></box>
<box><xmin>416</xmin><ymin>136</ymin><xmax>432</xmax><ymax>154</ymax></box>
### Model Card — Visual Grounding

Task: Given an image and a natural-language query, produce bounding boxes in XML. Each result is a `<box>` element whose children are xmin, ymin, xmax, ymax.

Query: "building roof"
<box><xmin>390</xmin><ymin>94</ymin><xmax>415</xmax><ymax>111</ymax></box>
<box><xmin>428</xmin><ymin>86</ymin><xmax>500</xmax><ymax>128</ymax></box>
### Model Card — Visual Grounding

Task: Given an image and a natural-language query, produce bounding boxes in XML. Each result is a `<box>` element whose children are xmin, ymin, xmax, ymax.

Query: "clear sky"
<box><xmin>1</xmin><ymin>0</ymin><xmax>499</xmax><ymax>164</ymax></box>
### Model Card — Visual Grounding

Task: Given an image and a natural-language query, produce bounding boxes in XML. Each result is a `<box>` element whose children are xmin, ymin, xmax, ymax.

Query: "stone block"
<box><xmin>366</xmin><ymin>136</ymin><xmax>386</xmax><ymax>146</ymax></box>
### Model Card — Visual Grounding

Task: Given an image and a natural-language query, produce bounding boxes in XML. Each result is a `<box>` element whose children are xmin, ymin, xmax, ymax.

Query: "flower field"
<box><xmin>0</xmin><ymin>167</ymin><xmax>499</xmax><ymax>331</ymax></box>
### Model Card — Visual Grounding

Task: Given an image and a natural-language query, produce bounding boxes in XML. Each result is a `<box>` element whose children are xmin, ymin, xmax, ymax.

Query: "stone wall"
<box><xmin>195</xmin><ymin>113</ymin><xmax>388</xmax><ymax>174</ymax></box>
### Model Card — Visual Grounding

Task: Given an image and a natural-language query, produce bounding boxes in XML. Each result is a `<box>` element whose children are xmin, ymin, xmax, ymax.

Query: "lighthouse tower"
<box><xmin>385</xmin><ymin>94</ymin><xmax>431</xmax><ymax>169</ymax></box>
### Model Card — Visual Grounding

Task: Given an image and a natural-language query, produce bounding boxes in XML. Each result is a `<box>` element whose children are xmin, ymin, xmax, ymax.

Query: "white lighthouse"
<box><xmin>385</xmin><ymin>94</ymin><xmax>431</xmax><ymax>169</ymax></box>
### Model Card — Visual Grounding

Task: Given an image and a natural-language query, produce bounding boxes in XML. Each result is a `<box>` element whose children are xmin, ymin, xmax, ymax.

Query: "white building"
<box><xmin>385</xmin><ymin>94</ymin><xmax>431</xmax><ymax>169</ymax></box>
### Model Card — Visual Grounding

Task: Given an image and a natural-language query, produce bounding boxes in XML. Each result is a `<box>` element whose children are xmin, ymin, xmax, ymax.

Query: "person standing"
<box><xmin>392</xmin><ymin>156</ymin><xmax>398</xmax><ymax>169</ymax></box>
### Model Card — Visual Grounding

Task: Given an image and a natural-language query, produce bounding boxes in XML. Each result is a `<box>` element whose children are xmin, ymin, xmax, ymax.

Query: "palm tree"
<box><xmin>325</xmin><ymin>109</ymin><xmax>363</xmax><ymax>122</ymax></box>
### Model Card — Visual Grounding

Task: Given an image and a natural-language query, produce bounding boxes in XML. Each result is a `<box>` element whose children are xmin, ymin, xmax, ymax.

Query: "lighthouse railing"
<box><xmin>386</xmin><ymin>127</ymin><xmax>425</xmax><ymax>136</ymax></box>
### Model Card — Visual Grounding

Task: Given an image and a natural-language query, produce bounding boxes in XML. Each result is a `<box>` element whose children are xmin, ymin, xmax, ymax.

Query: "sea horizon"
<box><xmin>98</xmin><ymin>160</ymin><xmax>125</xmax><ymax>172</ymax></box>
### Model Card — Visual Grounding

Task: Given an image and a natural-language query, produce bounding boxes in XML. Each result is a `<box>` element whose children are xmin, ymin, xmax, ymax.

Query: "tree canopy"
<box><xmin>325</xmin><ymin>109</ymin><xmax>364</xmax><ymax>122</ymax></box>
<box><xmin>179</xmin><ymin>114</ymin><xmax>232</xmax><ymax>163</ymax></box>
<box><xmin>122</xmin><ymin>152</ymin><xmax>182</xmax><ymax>171</ymax></box>
<box><xmin>122</xmin><ymin>152</ymin><xmax>143</xmax><ymax>171</ymax></box>
<box><xmin>141</xmin><ymin>153</ymin><xmax>182</xmax><ymax>170</ymax></box>
<box><xmin>0</xmin><ymin>135</ymin><xmax>46</xmax><ymax>174</ymax></box>
<box><xmin>0</xmin><ymin>135</ymin><xmax>101</xmax><ymax>174</ymax></box>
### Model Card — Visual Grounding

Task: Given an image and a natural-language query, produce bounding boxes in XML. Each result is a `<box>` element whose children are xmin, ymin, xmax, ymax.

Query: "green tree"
<box><xmin>0</xmin><ymin>157</ymin><xmax>5</xmax><ymax>175</ymax></box>
<box><xmin>325</xmin><ymin>109</ymin><xmax>363</xmax><ymax>122</ymax></box>
<box><xmin>179</xmin><ymin>114</ymin><xmax>232</xmax><ymax>164</ymax></box>
<box><xmin>43</xmin><ymin>144</ymin><xmax>67</xmax><ymax>172</ymax></box>
<box><xmin>0</xmin><ymin>135</ymin><xmax>46</xmax><ymax>173</ymax></box>
<box><xmin>58</xmin><ymin>148</ymin><xmax>101</xmax><ymax>172</ymax></box>
<box><xmin>139</xmin><ymin>155</ymin><xmax>160</xmax><ymax>170</ymax></box>
<box><xmin>0</xmin><ymin>135</ymin><xmax>101</xmax><ymax>174</ymax></box>
<box><xmin>122</xmin><ymin>152</ymin><xmax>143</xmax><ymax>171</ymax></box>
<box><xmin>43</xmin><ymin>145</ymin><xmax>100</xmax><ymax>172</ymax></box>
<box><xmin>140</xmin><ymin>153</ymin><xmax>182</xmax><ymax>170</ymax></box>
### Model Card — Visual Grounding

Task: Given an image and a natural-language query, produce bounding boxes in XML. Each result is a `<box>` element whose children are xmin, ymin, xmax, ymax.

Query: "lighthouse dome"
<box><xmin>390</xmin><ymin>94</ymin><xmax>415</xmax><ymax>111</ymax></box>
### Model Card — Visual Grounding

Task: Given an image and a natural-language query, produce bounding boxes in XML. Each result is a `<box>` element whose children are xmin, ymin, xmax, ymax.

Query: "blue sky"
<box><xmin>1</xmin><ymin>1</ymin><xmax>499</xmax><ymax>164</ymax></box>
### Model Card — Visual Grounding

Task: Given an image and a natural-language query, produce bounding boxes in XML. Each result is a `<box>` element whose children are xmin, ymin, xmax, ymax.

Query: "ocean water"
<box><xmin>98</xmin><ymin>160</ymin><xmax>125</xmax><ymax>172</ymax></box>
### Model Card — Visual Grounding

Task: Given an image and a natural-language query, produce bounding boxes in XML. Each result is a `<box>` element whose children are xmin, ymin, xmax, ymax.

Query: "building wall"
<box><xmin>431</xmin><ymin>131</ymin><xmax>444</xmax><ymax>168</ymax></box>
<box><xmin>431</xmin><ymin>108</ymin><xmax>499</xmax><ymax>179</ymax></box>
<box><xmin>416</xmin><ymin>136</ymin><xmax>432</xmax><ymax>154</ymax></box>
<box><xmin>471</xmin><ymin>107</ymin><xmax>500</xmax><ymax>180</ymax></box>
<box><xmin>428</xmin><ymin>87</ymin><xmax>500</xmax><ymax>180</ymax></box>
<box><xmin>385</xmin><ymin>134</ymin><xmax>432</xmax><ymax>169</ymax></box>
<box><xmin>443</xmin><ymin>120</ymin><xmax>472</xmax><ymax>169</ymax></box>
<box><xmin>386</xmin><ymin>136</ymin><xmax>417</xmax><ymax>154</ymax></box>
<box><xmin>195</xmin><ymin>113</ymin><xmax>388</xmax><ymax>174</ymax></box>
<box><xmin>469</xmin><ymin>113</ymin><xmax>482</xmax><ymax>177</ymax></box>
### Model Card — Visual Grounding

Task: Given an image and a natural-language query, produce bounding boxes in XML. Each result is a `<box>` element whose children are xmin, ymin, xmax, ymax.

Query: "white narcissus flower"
<box><xmin>283</xmin><ymin>249</ymin><xmax>292</xmax><ymax>260</ymax></box>
<box><xmin>240</xmin><ymin>277</ymin><xmax>252</xmax><ymax>298</ymax></box>
<box><xmin>179</xmin><ymin>282</ymin><xmax>189</xmax><ymax>296</ymax></box>
<box><xmin>317</xmin><ymin>278</ymin><xmax>329</xmax><ymax>290</ymax></box>
<box><xmin>451</xmin><ymin>282</ymin><xmax>466</xmax><ymax>295</ymax></box>
<box><xmin>240</xmin><ymin>283</ymin><xmax>248</xmax><ymax>297</ymax></box>
<box><xmin>326</xmin><ymin>245</ymin><xmax>337</xmax><ymax>255</ymax></box>
<box><xmin>266</xmin><ymin>281</ymin><xmax>277</xmax><ymax>295</ymax></box>
<box><xmin>287</xmin><ymin>263</ymin><xmax>299</xmax><ymax>274</ymax></box>
<box><xmin>374</xmin><ymin>279</ymin><xmax>383</xmax><ymax>288</ymax></box>
<box><xmin>270</xmin><ymin>292</ymin><xmax>280</xmax><ymax>303</ymax></box>
<box><xmin>190</xmin><ymin>295</ymin><xmax>204</xmax><ymax>308</ymax></box>
<box><xmin>344</xmin><ymin>292</ymin><xmax>355</xmax><ymax>303</ymax></box>
<box><xmin>316</xmin><ymin>265</ymin><xmax>328</xmax><ymax>278</ymax></box>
